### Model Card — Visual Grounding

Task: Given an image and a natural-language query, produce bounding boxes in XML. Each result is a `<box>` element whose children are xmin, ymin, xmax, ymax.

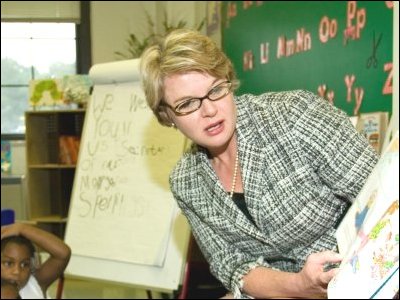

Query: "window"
<box><xmin>1</xmin><ymin>22</ymin><xmax>77</xmax><ymax>135</ymax></box>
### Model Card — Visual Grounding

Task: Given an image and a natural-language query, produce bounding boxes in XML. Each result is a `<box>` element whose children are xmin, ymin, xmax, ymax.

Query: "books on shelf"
<box><xmin>356</xmin><ymin>112</ymin><xmax>389</xmax><ymax>155</ymax></box>
<box><xmin>59</xmin><ymin>135</ymin><xmax>80</xmax><ymax>165</ymax></box>
<box><xmin>327</xmin><ymin>131</ymin><xmax>399</xmax><ymax>299</ymax></box>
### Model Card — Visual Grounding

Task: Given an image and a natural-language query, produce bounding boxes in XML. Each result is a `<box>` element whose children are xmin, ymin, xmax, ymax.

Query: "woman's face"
<box><xmin>1</xmin><ymin>243</ymin><xmax>32</xmax><ymax>290</ymax></box>
<box><xmin>163</xmin><ymin>72</ymin><xmax>237</xmax><ymax>153</ymax></box>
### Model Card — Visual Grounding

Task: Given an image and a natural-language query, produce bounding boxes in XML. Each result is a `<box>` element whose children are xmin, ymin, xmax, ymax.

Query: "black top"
<box><xmin>232</xmin><ymin>193</ymin><xmax>256</xmax><ymax>225</ymax></box>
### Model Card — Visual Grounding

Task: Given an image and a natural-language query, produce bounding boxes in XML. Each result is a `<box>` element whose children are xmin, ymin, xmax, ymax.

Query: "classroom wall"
<box><xmin>90</xmin><ymin>1</ymin><xmax>157</xmax><ymax>65</ymax></box>
<box><xmin>165</xmin><ymin>1</ymin><xmax>206</xmax><ymax>34</ymax></box>
<box><xmin>90</xmin><ymin>1</ymin><xmax>206</xmax><ymax>65</ymax></box>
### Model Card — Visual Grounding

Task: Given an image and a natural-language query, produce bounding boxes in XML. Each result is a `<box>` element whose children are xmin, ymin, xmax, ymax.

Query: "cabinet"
<box><xmin>25</xmin><ymin>110</ymin><xmax>85</xmax><ymax>237</ymax></box>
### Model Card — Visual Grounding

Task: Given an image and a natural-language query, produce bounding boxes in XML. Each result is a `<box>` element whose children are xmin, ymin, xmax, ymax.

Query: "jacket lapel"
<box><xmin>196</xmin><ymin>139</ymin><xmax>269</xmax><ymax>242</ymax></box>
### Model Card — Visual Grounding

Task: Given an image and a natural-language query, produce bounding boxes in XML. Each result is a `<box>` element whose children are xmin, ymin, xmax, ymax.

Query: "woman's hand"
<box><xmin>297</xmin><ymin>251</ymin><xmax>342</xmax><ymax>298</ymax></box>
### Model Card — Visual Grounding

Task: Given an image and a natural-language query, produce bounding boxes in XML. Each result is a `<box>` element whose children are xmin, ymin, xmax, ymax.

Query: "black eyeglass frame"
<box><xmin>160</xmin><ymin>80</ymin><xmax>232</xmax><ymax>116</ymax></box>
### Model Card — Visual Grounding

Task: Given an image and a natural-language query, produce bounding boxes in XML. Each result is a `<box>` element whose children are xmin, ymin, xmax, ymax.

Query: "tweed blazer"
<box><xmin>169</xmin><ymin>90</ymin><xmax>378</xmax><ymax>298</ymax></box>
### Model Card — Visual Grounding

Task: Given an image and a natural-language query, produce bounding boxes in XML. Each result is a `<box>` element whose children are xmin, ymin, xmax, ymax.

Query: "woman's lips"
<box><xmin>205</xmin><ymin>121</ymin><xmax>224</xmax><ymax>136</ymax></box>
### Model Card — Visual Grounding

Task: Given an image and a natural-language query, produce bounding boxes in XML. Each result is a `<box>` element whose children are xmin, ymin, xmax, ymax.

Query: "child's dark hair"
<box><xmin>1</xmin><ymin>235</ymin><xmax>36</xmax><ymax>258</ymax></box>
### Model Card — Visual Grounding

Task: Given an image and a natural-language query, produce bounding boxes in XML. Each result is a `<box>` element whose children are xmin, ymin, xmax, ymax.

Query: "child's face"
<box><xmin>1</xmin><ymin>243</ymin><xmax>32</xmax><ymax>290</ymax></box>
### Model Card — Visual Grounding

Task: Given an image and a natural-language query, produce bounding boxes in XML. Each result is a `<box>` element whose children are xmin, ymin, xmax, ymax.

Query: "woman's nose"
<box><xmin>200</xmin><ymin>98</ymin><xmax>217</xmax><ymax>118</ymax></box>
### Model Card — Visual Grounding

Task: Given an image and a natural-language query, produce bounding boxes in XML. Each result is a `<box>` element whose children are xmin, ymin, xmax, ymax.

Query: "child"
<box><xmin>1</xmin><ymin>223</ymin><xmax>71</xmax><ymax>299</ymax></box>
<box><xmin>1</xmin><ymin>279</ymin><xmax>21</xmax><ymax>299</ymax></box>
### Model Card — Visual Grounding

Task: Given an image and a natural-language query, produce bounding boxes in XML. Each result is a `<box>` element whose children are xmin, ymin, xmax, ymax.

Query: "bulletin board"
<box><xmin>221</xmin><ymin>1</ymin><xmax>394</xmax><ymax>116</ymax></box>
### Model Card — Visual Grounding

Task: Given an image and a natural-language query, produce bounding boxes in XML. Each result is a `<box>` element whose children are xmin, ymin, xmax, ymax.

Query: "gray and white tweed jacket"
<box><xmin>169</xmin><ymin>90</ymin><xmax>378</xmax><ymax>298</ymax></box>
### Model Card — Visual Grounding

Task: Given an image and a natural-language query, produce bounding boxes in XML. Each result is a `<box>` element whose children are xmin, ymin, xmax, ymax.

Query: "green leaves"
<box><xmin>115</xmin><ymin>11</ymin><xmax>204</xmax><ymax>59</ymax></box>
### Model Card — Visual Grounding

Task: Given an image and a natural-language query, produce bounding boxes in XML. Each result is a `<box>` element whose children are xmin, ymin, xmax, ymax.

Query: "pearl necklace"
<box><xmin>229</xmin><ymin>151</ymin><xmax>239</xmax><ymax>198</ymax></box>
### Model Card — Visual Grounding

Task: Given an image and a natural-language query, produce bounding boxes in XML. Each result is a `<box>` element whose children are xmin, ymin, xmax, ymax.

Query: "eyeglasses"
<box><xmin>162</xmin><ymin>81</ymin><xmax>232</xmax><ymax>116</ymax></box>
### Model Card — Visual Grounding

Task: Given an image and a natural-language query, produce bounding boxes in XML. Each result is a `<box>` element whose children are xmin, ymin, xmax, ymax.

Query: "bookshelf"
<box><xmin>25</xmin><ymin>109</ymin><xmax>85</xmax><ymax>238</ymax></box>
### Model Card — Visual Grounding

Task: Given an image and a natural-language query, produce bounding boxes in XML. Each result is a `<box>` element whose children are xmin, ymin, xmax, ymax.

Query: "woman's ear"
<box><xmin>158</xmin><ymin>107</ymin><xmax>175</xmax><ymax>127</ymax></box>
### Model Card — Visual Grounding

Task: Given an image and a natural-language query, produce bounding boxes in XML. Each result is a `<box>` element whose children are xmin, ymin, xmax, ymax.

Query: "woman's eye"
<box><xmin>212</xmin><ymin>87</ymin><xmax>223</xmax><ymax>93</ymax></box>
<box><xmin>179</xmin><ymin>101</ymin><xmax>191</xmax><ymax>108</ymax></box>
<box><xmin>178</xmin><ymin>100</ymin><xmax>196</xmax><ymax>109</ymax></box>
<box><xmin>209</xmin><ymin>87</ymin><xmax>224</xmax><ymax>97</ymax></box>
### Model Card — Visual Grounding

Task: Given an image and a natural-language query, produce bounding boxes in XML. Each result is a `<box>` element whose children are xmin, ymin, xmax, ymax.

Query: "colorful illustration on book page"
<box><xmin>328</xmin><ymin>132</ymin><xmax>399</xmax><ymax>299</ymax></box>
<box><xmin>335</xmin><ymin>131</ymin><xmax>399</xmax><ymax>256</ymax></box>
<box><xmin>328</xmin><ymin>199</ymin><xmax>399</xmax><ymax>298</ymax></box>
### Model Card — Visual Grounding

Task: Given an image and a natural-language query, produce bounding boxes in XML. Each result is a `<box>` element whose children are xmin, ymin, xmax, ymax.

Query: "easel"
<box><xmin>144</xmin><ymin>237</ymin><xmax>194</xmax><ymax>299</ymax></box>
<box><xmin>175</xmin><ymin>235</ymin><xmax>228</xmax><ymax>299</ymax></box>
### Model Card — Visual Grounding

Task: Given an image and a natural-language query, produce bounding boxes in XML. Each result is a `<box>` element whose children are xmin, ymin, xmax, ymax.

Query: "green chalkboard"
<box><xmin>222</xmin><ymin>1</ymin><xmax>393</xmax><ymax>116</ymax></box>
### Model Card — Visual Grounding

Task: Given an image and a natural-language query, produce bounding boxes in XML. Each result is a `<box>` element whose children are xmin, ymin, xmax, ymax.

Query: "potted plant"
<box><xmin>115</xmin><ymin>11</ymin><xmax>204</xmax><ymax>59</ymax></box>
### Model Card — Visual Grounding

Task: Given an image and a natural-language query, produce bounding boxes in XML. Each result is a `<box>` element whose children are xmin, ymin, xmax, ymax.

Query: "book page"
<box><xmin>328</xmin><ymin>131</ymin><xmax>399</xmax><ymax>299</ymax></box>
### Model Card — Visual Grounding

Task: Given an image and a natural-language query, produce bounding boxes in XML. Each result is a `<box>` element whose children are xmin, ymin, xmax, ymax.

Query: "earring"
<box><xmin>170</xmin><ymin>123</ymin><xmax>176</xmax><ymax>128</ymax></box>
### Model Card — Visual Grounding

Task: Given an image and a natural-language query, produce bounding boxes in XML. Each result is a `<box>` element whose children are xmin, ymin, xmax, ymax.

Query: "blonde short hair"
<box><xmin>140</xmin><ymin>29</ymin><xmax>239</xmax><ymax>127</ymax></box>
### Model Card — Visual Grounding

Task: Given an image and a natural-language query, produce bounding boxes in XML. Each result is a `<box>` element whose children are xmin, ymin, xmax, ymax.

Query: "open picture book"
<box><xmin>327</xmin><ymin>131</ymin><xmax>399</xmax><ymax>299</ymax></box>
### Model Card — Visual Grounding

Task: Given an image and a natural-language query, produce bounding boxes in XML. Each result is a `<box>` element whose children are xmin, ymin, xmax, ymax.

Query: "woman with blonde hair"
<box><xmin>140</xmin><ymin>29</ymin><xmax>377</xmax><ymax>299</ymax></box>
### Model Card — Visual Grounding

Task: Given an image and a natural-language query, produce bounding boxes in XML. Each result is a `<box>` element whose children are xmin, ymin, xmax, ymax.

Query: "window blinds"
<box><xmin>1</xmin><ymin>1</ymin><xmax>80</xmax><ymax>23</ymax></box>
